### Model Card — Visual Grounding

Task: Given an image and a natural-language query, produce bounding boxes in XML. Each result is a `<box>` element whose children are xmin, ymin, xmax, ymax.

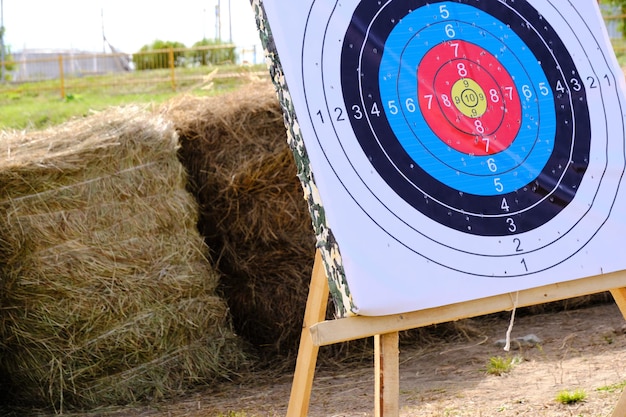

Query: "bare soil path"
<box><xmin>58</xmin><ymin>301</ymin><xmax>626</xmax><ymax>417</ymax></box>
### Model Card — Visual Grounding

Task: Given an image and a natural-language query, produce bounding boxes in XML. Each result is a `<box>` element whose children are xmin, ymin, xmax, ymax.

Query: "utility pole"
<box><xmin>228</xmin><ymin>0</ymin><xmax>232</xmax><ymax>43</ymax></box>
<box><xmin>1</xmin><ymin>0</ymin><xmax>5</xmax><ymax>83</ymax></box>
<box><xmin>215</xmin><ymin>0</ymin><xmax>221</xmax><ymax>41</ymax></box>
<box><xmin>101</xmin><ymin>8</ymin><xmax>106</xmax><ymax>53</ymax></box>
<box><xmin>203</xmin><ymin>8</ymin><xmax>206</xmax><ymax>40</ymax></box>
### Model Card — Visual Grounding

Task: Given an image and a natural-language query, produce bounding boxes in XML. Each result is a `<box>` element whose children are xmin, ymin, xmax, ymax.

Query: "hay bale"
<box><xmin>162</xmin><ymin>83</ymin><xmax>616</xmax><ymax>361</ymax></box>
<box><xmin>163</xmin><ymin>84</ymin><xmax>318</xmax><ymax>355</ymax></box>
<box><xmin>0</xmin><ymin>107</ymin><xmax>246</xmax><ymax>411</ymax></box>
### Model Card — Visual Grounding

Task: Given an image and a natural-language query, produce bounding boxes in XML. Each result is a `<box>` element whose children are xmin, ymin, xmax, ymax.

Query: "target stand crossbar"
<box><xmin>287</xmin><ymin>249</ymin><xmax>626</xmax><ymax>417</ymax></box>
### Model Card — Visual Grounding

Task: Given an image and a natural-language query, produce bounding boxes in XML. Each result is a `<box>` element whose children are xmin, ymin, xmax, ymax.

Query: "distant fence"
<box><xmin>0</xmin><ymin>44</ymin><xmax>264</xmax><ymax>98</ymax></box>
<box><xmin>602</xmin><ymin>7</ymin><xmax>626</xmax><ymax>60</ymax></box>
<box><xmin>2</xmin><ymin>11</ymin><xmax>626</xmax><ymax>99</ymax></box>
<box><xmin>602</xmin><ymin>4</ymin><xmax>623</xmax><ymax>39</ymax></box>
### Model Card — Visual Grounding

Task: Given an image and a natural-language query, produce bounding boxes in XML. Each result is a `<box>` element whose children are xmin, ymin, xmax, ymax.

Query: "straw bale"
<box><xmin>164</xmin><ymin>83</ymin><xmax>618</xmax><ymax>359</ymax></box>
<box><xmin>163</xmin><ymin>85</ymin><xmax>318</xmax><ymax>355</ymax></box>
<box><xmin>0</xmin><ymin>107</ymin><xmax>246</xmax><ymax>411</ymax></box>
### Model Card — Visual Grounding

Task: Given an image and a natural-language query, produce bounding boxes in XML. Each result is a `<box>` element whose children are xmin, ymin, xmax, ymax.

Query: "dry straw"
<box><xmin>162</xmin><ymin>83</ymin><xmax>612</xmax><ymax>359</ymax></box>
<box><xmin>163</xmin><ymin>84</ymin><xmax>319</xmax><ymax>356</ymax></box>
<box><xmin>0</xmin><ymin>107</ymin><xmax>246</xmax><ymax>412</ymax></box>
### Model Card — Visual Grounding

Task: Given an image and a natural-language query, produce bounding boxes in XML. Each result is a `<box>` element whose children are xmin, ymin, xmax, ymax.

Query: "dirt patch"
<box><xmin>42</xmin><ymin>301</ymin><xmax>626</xmax><ymax>417</ymax></box>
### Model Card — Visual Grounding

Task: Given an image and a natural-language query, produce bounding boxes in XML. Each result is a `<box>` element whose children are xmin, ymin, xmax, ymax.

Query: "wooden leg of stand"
<box><xmin>286</xmin><ymin>249</ymin><xmax>329</xmax><ymax>417</ymax></box>
<box><xmin>375</xmin><ymin>332</ymin><xmax>400</xmax><ymax>417</ymax></box>
<box><xmin>610</xmin><ymin>288</ymin><xmax>626</xmax><ymax>319</ymax></box>
<box><xmin>612</xmin><ymin>388</ymin><xmax>626</xmax><ymax>417</ymax></box>
<box><xmin>610</xmin><ymin>288</ymin><xmax>626</xmax><ymax>417</ymax></box>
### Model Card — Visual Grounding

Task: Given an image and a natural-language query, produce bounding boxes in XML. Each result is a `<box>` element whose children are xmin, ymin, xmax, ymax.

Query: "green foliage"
<box><xmin>132</xmin><ymin>39</ymin><xmax>235</xmax><ymax>70</ymax></box>
<box><xmin>597</xmin><ymin>380</ymin><xmax>626</xmax><ymax>393</ymax></box>
<box><xmin>485</xmin><ymin>355</ymin><xmax>521</xmax><ymax>376</ymax></box>
<box><xmin>133</xmin><ymin>40</ymin><xmax>187</xmax><ymax>70</ymax></box>
<box><xmin>0</xmin><ymin>27</ymin><xmax>15</xmax><ymax>80</ymax></box>
<box><xmin>603</xmin><ymin>0</ymin><xmax>626</xmax><ymax>37</ymax></box>
<box><xmin>555</xmin><ymin>389</ymin><xmax>587</xmax><ymax>405</ymax></box>
<box><xmin>191</xmin><ymin>38</ymin><xmax>236</xmax><ymax>66</ymax></box>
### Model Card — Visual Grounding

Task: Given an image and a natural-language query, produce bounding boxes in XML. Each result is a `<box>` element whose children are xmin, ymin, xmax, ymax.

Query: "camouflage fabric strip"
<box><xmin>250</xmin><ymin>0</ymin><xmax>355</xmax><ymax>317</ymax></box>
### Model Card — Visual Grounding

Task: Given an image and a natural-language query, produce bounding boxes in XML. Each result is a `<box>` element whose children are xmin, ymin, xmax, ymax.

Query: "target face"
<box><xmin>297</xmin><ymin>0</ymin><xmax>626</xmax><ymax>278</ymax></box>
<box><xmin>352</xmin><ymin>0</ymin><xmax>574</xmax><ymax>236</ymax></box>
<box><xmin>259</xmin><ymin>0</ymin><xmax>626</xmax><ymax>314</ymax></box>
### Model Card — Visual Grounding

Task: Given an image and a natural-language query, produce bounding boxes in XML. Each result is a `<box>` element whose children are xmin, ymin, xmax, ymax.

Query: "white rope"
<box><xmin>503</xmin><ymin>291</ymin><xmax>519</xmax><ymax>352</ymax></box>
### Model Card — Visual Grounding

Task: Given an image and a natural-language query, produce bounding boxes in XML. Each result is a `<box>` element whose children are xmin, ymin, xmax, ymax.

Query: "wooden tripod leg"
<box><xmin>609</xmin><ymin>288</ymin><xmax>626</xmax><ymax>417</ymax></box>
<box><xmin>375</xmin><ymin>332</ymin><xmax>400</xmax><ymax>417</ymax></box>
<box><xmin>286</xmin><ymin>249</ymin><xmax>329</xmax><ymax>417</ymax></box>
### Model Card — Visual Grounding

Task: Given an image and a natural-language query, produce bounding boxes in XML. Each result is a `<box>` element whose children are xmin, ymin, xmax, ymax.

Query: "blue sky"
<box><xmin>3</xmin><ymin>0</ymin><xmax>262</xmax><ymax>53</ymax></box>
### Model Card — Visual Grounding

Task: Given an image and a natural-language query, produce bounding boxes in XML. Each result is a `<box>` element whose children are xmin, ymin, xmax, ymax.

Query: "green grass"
<box><xmin>555</xmin><ymin>389</ymin><xmax>587</xmax><ymax>405</ymax></box>
<box><xmin>0</xmin><ymin>64</ymin><xmax>268</xmax><ymax>130</ymax></box>
<box><xmin>0</xmin><ymin>90</ymin><xmax>179</xmax><ymax>130</ymax></box>
<box><xmin>597</xmin><ymin>380</ymin><xmax>626</xmax><ymax>393</ymax></box>
<box><xmin>484</xmin><ymin>355</ymin><xmax>521</xmax><ymax>376</ymax></box>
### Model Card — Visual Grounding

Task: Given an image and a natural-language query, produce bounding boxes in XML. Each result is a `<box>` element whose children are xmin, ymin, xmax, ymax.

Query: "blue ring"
<box><xmin>378</xmin><ymin>3</ymin><xmax>556</xmax><ymax>195</ymax></box>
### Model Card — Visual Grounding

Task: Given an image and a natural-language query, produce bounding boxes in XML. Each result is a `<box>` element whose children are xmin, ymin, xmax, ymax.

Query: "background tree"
<box><xmin>602</xmin><ymin>0</ymin><xmax>626</xmax><ymax>37</ymax></box>
<box><xmin>190</xmin><ymin>38</ymin><xmax>236</xmax><ymax>66</ymax></box>
<box><xmin>0</xmin><ymin>26</ymin><xmax>14</xmax><ymax>81</ymax></box>
<box><xmin>132</xmin><ymin>40</ymin><xmax>186</xmax><ymax>71</ymax></box>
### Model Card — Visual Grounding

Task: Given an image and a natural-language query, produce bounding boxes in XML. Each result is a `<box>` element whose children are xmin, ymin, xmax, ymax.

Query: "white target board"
<box><xmin>262</xmin><ymin>0</ymin><xmax>626</xmax><ymax>316</ymax></box>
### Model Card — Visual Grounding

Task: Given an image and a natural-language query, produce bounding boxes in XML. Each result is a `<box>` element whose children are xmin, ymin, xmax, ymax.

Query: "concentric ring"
<box><xmin>419</xmin><ymin>40</ymin><xmax>521</xmax><ymax>155</ymax></box>
<box><xmin>299</xmin><ymin>0</ymin><xmax>623</xmax><ymax>277</ymax></box>
<box><xmin>341</xmin><ymin>0</ymin><xmax>589</xmax><ymax>234</ymax></box>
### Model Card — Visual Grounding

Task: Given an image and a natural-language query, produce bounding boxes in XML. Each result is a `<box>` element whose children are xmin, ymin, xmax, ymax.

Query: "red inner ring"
<box><xmin>417</xmin><ymin>40</ymin><xmax>522</xmax><ymax>156</ymax></box>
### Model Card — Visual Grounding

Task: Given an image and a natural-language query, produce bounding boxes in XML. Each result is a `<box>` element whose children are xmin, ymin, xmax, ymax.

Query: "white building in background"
<box><xmin>10</xmin><ymin>49</ymin><xmax>131</xmax><ymax>82</ymax></box>
<box><xmin>9</xmin><ymin>45</ymin><xmax>260</xmax><ymax>82</ymax></box>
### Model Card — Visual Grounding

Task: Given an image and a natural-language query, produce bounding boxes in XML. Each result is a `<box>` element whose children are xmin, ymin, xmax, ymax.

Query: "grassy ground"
<box><xmin>3</xmin><ymin>45</ymin><xmax>626</xmax><ymax>132</ymax></box>
<box><xmin>0</xmin><ymin>64</ymin><xmax>268</xmax><ymax>130</ymax></box>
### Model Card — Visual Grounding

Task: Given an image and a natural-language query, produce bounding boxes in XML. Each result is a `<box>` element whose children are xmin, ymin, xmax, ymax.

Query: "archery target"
<box><xmin>299</xmin><ymin>0</ymin><xmax>626</xmax><ymax>278</ymax></box>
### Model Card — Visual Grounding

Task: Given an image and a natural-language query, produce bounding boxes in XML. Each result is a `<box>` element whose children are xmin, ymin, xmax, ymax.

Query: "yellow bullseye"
<box><xmin>451</xmin><ymin>78</ymin><xmax>487</xmax><ymax>118</ymax></box>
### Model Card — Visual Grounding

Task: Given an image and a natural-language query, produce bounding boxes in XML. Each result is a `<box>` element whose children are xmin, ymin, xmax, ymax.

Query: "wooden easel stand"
<box><xmin>287</xmin><ymin>249</ymin><xmax>626</xmax><ymax>417</ymax></box>
<box><xmin>286</xmin><ymin>250</ymin><xmax>329</xmax><ymax>417</ymax></box>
